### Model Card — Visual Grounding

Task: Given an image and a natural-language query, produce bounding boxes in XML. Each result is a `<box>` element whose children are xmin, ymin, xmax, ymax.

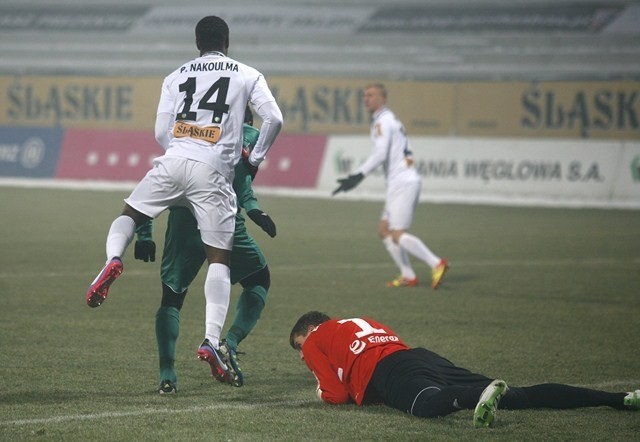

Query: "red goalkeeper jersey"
<box><xmin>301</xmin><ymin>318</ymin><xmax>409</xmax><ymax>405</ymax></box>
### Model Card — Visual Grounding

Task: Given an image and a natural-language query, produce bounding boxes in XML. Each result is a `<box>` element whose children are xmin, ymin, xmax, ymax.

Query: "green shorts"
<box><xmin>160</xmin><ymin>206</ymin><xmax>266</xmax><ymax>293</ymax></box>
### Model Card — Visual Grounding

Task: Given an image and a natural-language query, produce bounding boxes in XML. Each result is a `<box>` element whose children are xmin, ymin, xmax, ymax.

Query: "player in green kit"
<box><xmin>135</xmin><ymin>107</ymin><xmax>276</xmax><ymax>393</ymax></box>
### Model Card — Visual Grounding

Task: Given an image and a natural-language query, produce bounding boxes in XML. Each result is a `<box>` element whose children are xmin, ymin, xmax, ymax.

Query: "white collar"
<box><xmin>202</xmin><ymin>51</ymin><xmax>225</xmax><ymax>57</ymax></box>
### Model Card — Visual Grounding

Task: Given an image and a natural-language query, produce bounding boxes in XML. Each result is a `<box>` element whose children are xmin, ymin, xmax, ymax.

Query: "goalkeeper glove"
<box><xmin>247</xmin><ymin>209</ymin><xmax>276</xmax><ymax>238</ymax></box>
<box><xmin>134</xmin><ymin>240</ymin><xmax>156</xmax><ymax>262</ymax></box>
<box><xmin>332</xmin><ymin>173</ymin><xmax>364</xmax><ymax>195</ymax></box>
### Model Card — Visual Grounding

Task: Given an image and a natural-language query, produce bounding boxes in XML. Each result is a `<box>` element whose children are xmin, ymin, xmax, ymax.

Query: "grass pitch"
<box><xmin>1</xmin><ymin>186</ymin><xmax>639</xmax><ymax>441</ymax></box>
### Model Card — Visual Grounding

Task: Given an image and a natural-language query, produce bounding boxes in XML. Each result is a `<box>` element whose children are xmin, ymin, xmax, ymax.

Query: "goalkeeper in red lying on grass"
<box><xmin>289</xmin><ymin>311</ymin><xmax>639</xmax><ymax>428</ymax></box>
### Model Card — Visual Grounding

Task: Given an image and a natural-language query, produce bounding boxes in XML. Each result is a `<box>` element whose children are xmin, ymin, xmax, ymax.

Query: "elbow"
<box><xmin>155</xmin><ymin>131</ymin><xmax>170</xmax><ymax>151</ymax></box>
<box><xmin>262</xmin><ymin>105</ymin><xmax>283</xmax><ymax>131</ymax></box>
<box><xmin>268</xmin><ymin>111</ymin><xmax>284</xmax><ymax>132</ymax></box>
<box><xmin>322</xmin><ymin>391</ymin><xmax>350</xmax><ymax>405</ymax></box>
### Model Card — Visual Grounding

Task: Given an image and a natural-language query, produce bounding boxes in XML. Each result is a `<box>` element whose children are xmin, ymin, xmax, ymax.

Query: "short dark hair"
<box><xmin>195</xmin><ymin>16</ymin><xmax>229</xmax><ymax>52</ymax></box>
<box><xmin>289</xmin><ymin>311</ymin><xmax>331</xmax><ymax>349</ymax></box>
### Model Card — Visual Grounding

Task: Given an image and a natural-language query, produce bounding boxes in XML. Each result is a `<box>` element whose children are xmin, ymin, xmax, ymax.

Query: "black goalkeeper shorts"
<box><xmin>364</xmin><ymin>348</ymin><xmax>493</xmax><ymax>412</ymax></box>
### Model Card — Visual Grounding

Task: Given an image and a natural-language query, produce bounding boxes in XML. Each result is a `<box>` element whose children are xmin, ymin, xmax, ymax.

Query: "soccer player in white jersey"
<box><xmin>85</xmin><ymin>16</ymin><xmax>283</xmax><ymax>384</ymax></box>
<box><xmin>333</xmin><ymin>83</ymin><xmax>447</xmax><ymax>289</ymax></box>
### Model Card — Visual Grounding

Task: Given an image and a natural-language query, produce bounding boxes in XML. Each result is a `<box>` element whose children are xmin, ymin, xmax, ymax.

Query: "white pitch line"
<box><xmin>0</xmin><ymin>399</ymin><xmax>312</xmax><ymax>427</ymax></box>
<box><xmin>3</xmin><ymin>378</ymin><xmax>639</xmax><ymax>427</ymax></box>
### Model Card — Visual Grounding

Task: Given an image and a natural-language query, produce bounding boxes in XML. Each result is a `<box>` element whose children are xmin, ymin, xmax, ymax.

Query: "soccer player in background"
<box><xmin>290</xmin><ymin>311</ymin><xmax>640</xmax><ymax>427</ymax></box>
<box><xmin>135</xmin><ymin>108</ymin><xmax>276</xmax><ymax>393</ymax></box>
<box><xmin>85</xmin><ymin>16</ymin><xmax>283</xmax><ymax>385</ymax></box>
<box><xmin>333</xmin><ymin>84</ymin><xmax>448</xmax><ymax>289</ymax></box>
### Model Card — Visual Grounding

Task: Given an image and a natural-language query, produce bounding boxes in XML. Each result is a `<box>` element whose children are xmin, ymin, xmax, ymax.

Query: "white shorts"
<box><xmin>125</xmin><ymin>156</ymin><xmax>236</xmax><ymax>250</ymax></box>
<box><xmin>381</xmin><ymin>177</ymin><xmax>420</xmax><ymax>231</ymax></box>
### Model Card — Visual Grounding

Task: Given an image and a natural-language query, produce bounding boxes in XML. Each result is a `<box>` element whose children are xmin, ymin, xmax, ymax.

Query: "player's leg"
<box><xmin>197</xmin><ymin>243</ymin><xmax>235</xmax><ymax>385</ymax></box>
<box><xmin>380</xmin><ymin>215</ymin><xmax>417</xmax><ymax>287</ymax></box>
<box><xmin>220</xmin><ymin>266</ymin><xmax>269</xmax><ymax>387</ymax></box>
<box><xmin>226</xmin><ymin>267</ymin><xmax>269</xmax><ymax>349</ymax></box>
<box><xmin>87</xmin><ymin>157</ymin><xmax>181</xmax><ymax>307</ymax></box>
<box><xmin>226</xmin><ymin>226</ymin><xmax>269</xmax><ymax>350</ymax></box>
<box><xmin>156</xmin><ymin>206</ymin><xmax>206</xmax><ymax>393</ymax></box>
<box><xmin>188</xmin><ymin>162</ymin><xmax>237</xmax><ymax>385</ymax></box>
<box><xmin>388</xmin><ymin>179</ymin><xmax>448</xmax><ymax>289</ymax></box>
<box><xmin>501</xmin><ymin>383</ymin><xmax>631</xmax><ymax>410</ymax></box>
<box><xmin>217</xmin><ymin>221</ymin><xmax>269</xmax><ymax>387</ymax></box>
<box><xmin>366</xmin><ymin>348</ymin><xmax>498</xmax><ymax>419</ymax></box>
<box><xmin>156</xmin><ymin>284</ymin><xmax>185</xmax><ymax>394</ymax></box>
<box><xmin>86</xmin><ymin>205</ymin><xmax>150</xmax><ymax>308</ymax></box>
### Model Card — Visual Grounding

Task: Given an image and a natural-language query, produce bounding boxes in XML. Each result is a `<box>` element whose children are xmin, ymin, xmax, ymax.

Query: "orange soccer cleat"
<box><xmin>431</xmin><ymin>259</ymin><xmax>449</xmax><ymax>290</ymax></box>
<box><xmin>386</xmin><ymin>276</ymin><xmax>419</xmax><ymax>288</ymax></box>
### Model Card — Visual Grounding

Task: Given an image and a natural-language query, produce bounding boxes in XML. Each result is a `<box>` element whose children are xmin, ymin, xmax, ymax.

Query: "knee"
<box><xmin>122</xmin><ymin>205</ymin><xmax>150</xmax><ymax>227</ymax></box>
<box><xmin>161</xmin><ymin>283</ymin><xmax>187</xmax><ymax>310</ymax></box>
<box><xmin>240</xmin><ymin>265</ymin><xmax>271</xmax><ymax>293</ymax></box>
<box><xmin>391</xmin><ymin>230</ymin><xmax>405</xmax><ymax>243</ymax></box>
<box><xmin>378</xmin><ymin>220</ymin><xmax>391</xmax><ymax>239</ymax></box>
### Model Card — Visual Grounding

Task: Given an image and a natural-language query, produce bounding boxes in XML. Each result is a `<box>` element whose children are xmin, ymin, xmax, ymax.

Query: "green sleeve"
<box><xmin>233</xmin><ymin>162</ymin><xmax>260</xmax><ymax>213</ymax></box>
<box><xmin>243</xmin><ymin>124</ymin><xmax>260</xmax><ymax>148</ymax></box>
<box><xmin>135</xmin><ymin>219</ymin><xmax>154</xmax><ymax>241</ymax></box>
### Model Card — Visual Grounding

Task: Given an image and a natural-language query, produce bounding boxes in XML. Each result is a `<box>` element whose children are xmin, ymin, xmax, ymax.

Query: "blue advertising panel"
<box><xmin>0</xmin><ymin>126</ymin><xmax>63</xmax><ymax>178</ymax></box>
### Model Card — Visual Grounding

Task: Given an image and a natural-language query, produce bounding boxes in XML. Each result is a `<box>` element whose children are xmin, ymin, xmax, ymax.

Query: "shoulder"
<box><xmin>226</xmin><ymin>56</ymin><xmax>263</xmax><ymax>78</ymax></box>
<box><xmin>377</xmin><ymin>108</ymin><xmax>404</xmax><ymax>131</ymax></box>
<box><xmin>309</xmin><ymin>320</ymin><xmax>337</xmax><ymax>338</ymax></box>
<box><xmin>164</xmin><ymin>57</ymin><xmax>197</xmax><ymax>80</ymax></box>
<box><xmin>376</xmin><ymin>108</ymin><xmax>398</xmax><ymax>123</ymax></box>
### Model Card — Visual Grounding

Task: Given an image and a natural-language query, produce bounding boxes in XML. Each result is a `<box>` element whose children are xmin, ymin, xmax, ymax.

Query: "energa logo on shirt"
<box><xmin>339</xmin><ymin>318</ymin><xmax>400</xmax><ymax>355</ymax></box>
<box><xmin>349</xmin><ymin>340</ymin><xmax>367</xmax><ymax>355</ymax></box>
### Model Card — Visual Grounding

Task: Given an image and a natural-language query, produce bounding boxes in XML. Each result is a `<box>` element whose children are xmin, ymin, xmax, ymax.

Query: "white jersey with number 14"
<box><xmin>156</xmin><ymin>51</ymin><xmax>277</xmax><ymax>179</ymax></box>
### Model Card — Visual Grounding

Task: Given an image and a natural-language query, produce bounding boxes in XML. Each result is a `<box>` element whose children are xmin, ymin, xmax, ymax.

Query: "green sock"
<box><xmin>156</xmin><ymin>306</ymin><xmax>180</xmax><ymax>383</ymax></box>
<box><xmin>225</xmin><ymin>286</ymin><xmax>266</xmax><ymax>350</ymax></box>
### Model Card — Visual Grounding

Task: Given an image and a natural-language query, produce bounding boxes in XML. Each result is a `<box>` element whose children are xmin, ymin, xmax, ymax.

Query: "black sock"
<box><xmin>502</xmin><ymin>384</ymin><xmax>626</xmax><ymax>410</ymax></box>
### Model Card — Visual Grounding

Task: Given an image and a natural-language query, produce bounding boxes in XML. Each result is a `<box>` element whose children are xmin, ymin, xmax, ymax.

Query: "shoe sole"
<box><xmin>220</xmin><ymin>339</ymin><xmax>244</xmax><ymax>387</ymax></box>
<box><xmin>226</xmin><ymin>358</ymin><xmax>243</xmax><ymax>387</ymax></box>
<box><xmin>197</xmin><ymin>348</ymin><xmax>234</xmax><ymax>385</ymax></box>
<box><xmin>220</xmin><ymin>345</ymin><xmax>244</xmax><ymax>387</ymax></box>
<box><xmin>86</xmin><ymin>260</ymin><xmax>123</xmax><ymax>308</ymax></box>
<box><xmin>159</xmin><ymin>389</ymin><xmax>176</xmax><ymax>395</ymax></box>
<box><xmin>158</xmin><ymin>385</ymin><xmax>177</xmax><ymax>395</ymax></box>
<box><xmin>624</xmin><ymin>390</ymin><xmax>640</xmax><ymax>409</ymax></box>
<box><xmin>473</xmin><ymin>380</ymin><xmax>508</xmax><ymax>428</ymax></box>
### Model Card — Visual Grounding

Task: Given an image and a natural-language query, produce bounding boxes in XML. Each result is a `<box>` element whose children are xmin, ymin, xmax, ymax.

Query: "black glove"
<box><xmin>242</xmin><ymin>156</ymin><xmax>259</xmax><ymax>181</ymax></box>
<box><xmin>134</xmin><ymin>240</ymin><xmax>156</xmax><ymax>262</ymax></box>
<box><xmin>332</xmin><ymin>173</ymin><xmax>364</xmax><ymax>195</ymax></box>
<box><xmin>247</xmin><ymin>209</ymin><xmax>276</xmax><ymax>238</ymax></box>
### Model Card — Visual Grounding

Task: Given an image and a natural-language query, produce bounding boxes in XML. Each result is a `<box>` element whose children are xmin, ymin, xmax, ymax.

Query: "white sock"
<box><xmin>204</xmin><ymin>263</ymin><xmax>231</xmax><ymax>347</ymax></box>
<box><xmin>383</xmin><ymin>236</ymin><xmax>415</xmax><ymax>280</ymax></box>
<box><xmin>398</xmin><ymin>233</ymin><xmax>440</xmax><ymax>269</ymax></box>
<box><xmin>105</xmin><ymin>215</ymin><xmax>136</xmax><ymax>261</ymax></box>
